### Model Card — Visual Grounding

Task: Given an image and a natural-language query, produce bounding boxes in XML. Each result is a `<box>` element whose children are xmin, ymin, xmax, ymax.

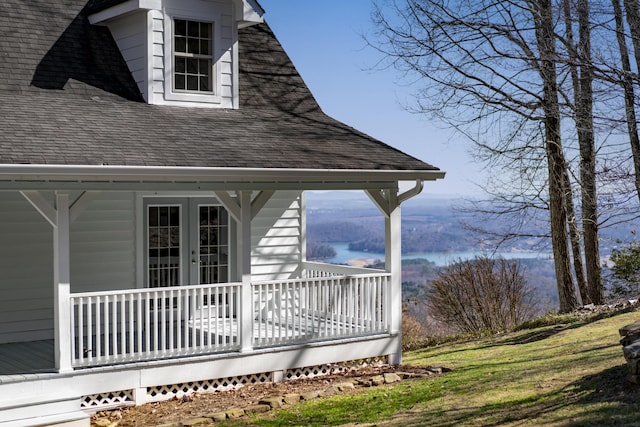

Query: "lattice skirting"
<box><xmin>147</xmin><ymin>372</ymin><xmax>273</xmax><ymax>402</ymax></box>
<box><xmin>81</xmin><ymin>389</ymin><xmax>135</xmax><ymax>410</ymax></box>
<box><xmin>81</xmin><ymin>356</ymin><xmax>387</xmax><ymax>411</ymax></box>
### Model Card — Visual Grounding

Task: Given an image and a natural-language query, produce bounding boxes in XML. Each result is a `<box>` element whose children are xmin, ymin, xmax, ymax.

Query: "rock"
<box><xmin>283</xmin><ymin>393</ymin><xmax>301</xmax><ymax>404</ymax></box>
<box><xmin>300</xmin><ymin>390</ymin><xmax>321</xmax><ymax>400</ymax></box>
<box><xmin>630</xmin><ymin>359</ymin><xmax>640</xmax><ymax>375</ymax></box>
<box><xmin>259</xmin><ymin>396</ymin><xmax>283</xmax><ymax>409</ymax></box>
<box><xmin>205</xmin><ymin>412</ymin><xmax>227</xmax><ymax>422</ymax></box>
<box><xmin>181</xmin><ymin>417</ymin><xmax>212</xmax><ymax>426</ymax></box>
<box><xmin>620</xmin><ymin>332</ymin><xmax>640</xmax><ymax>347</ymax></box>
<box><xmin>619</xmin><ymin>320</ymin><xmax>640</xmax><ymax>337</ymax></box>
<box><xmin>244</xmin><ymin>404</ymin><xmax>271</xmax><ymax>414</ymax></box>
<box><xmin>383</xmin><ymin>373</ymin><xmax>402</xmax><ymax>384</ymax></box>
<box><xmin>428</xmin><ymin>366</ymin><xmax>452</xmax><ymax>374</ymax></box>
<box><xmin>336</xmin><ymin>382</ymin><xmax>356</xmax><ymax>391</ymax></box>
<box><xmin>94</xmin><ymin>418</ymin><xmax>113</xmax><ymax>427</ymax></box>
<box><xmin>623</xmin><ymin>341</ymin><xmax>640</xmax><ymax>361</ymax></box>
<box><xmin>155</xmin><ymin>423</ymin><xmax>180</xmax><ymax>427</ymax></box>
<box><xmin>370</xmin><ymin>375</ymin><xmax>385</xmax><ymax>386</ymax></box>
<box><xmin>226</xmin><ymin>408</ymin><xmax>246</xmax><ymax>419</ymax></box>
<box><xmin>320</xmin><ymin>385</ymin><xmax>340</xmax><ymax>397</ymax></box>
<box><xmin>395</xmin><ymin>372</ymin><xmax>414</xmax><ymax>379</ymax></box>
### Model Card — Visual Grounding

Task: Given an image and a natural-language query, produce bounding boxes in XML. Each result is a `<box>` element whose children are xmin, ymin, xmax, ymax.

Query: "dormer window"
<box><xmin>173</xmin><ymin>19</ymin><xmax>213</xmax><ymax>93</ymax></box>
<box><xmin>89</xmin><ymin>0</ymin><xmax>266</xmax><ymax>109</ymax></box>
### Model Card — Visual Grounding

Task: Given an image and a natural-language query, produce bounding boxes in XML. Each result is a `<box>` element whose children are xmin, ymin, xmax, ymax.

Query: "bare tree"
<box><xmin>370</xmin><ymin>0</ymin><xmax>580</xmax><ymax>311</ymax></box>
<box><xmin>611</xmin><ymin>0</ymin><xmax>640</xmax><ymax>202</ymax></box>
<box><xmin>560</xmin><ymin>0</ymin><xmax>601</xmax><ymax>304</ymax></box>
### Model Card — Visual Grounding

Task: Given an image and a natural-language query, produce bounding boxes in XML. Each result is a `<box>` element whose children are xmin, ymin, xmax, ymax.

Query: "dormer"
<box><xmin>89</xmin><ymin>0</ymin><xmax>264</xmax><ymax>109</ymax></box>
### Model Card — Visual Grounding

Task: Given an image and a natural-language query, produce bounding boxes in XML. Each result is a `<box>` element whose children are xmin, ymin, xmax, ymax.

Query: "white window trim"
<box><xmin>163</xmin><ymin>10</ymin><xmax>223</xmax><ymax>104</ymax></box>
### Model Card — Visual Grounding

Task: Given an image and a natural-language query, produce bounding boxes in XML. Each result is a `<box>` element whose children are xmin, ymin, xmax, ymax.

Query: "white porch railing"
<box><xmin>68</xmin><ymin>264</ymin><xmax>390</xmax><ymax>368</ymax></box>
<box><xmin>70</xmin><ymin>283</ymin><xmax>241</xmax><ymax>368</ymax></box>
<box><xmin>253</xmin><ymin>272</ymin><xmax>390</xmax><ymax>347</ymax></box>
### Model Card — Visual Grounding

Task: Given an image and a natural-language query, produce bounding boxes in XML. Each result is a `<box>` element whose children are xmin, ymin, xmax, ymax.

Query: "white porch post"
<box><xmin>238</xmin><ymin>191</ymin><xmax>253</xmax><ymax>352</ymax></box>
<box><xmin>54</xmin><ymin>193</ymin><xmax>72</xmax><ymax>372</ymax></box>
<box><xmin>385</xmin><ymin>190</ymin><xmax>402</xmax><ymax>365</ymax></box>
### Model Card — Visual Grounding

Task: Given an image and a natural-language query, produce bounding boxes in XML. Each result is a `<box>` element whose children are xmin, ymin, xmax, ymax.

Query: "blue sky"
<box><xmin>257</xmin><ymin>1</ymin><xmax>484</xmax><ymax>197</ymax></box>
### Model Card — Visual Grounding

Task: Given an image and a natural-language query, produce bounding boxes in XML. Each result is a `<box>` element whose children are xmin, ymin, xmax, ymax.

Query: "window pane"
<box><xmin>175</xmin><ymin>75</ymin><xmax>185</xmax><ymax>90</ymax></box>
<box><xmin>148</xmin><ymin>205</ymin><xmax>180</xmax><ymax>288</ymax></box>
<box><xmin>187</xmin><ymin>75</ymin><xmax>198</xmax><ymax>91</ymax></box>
<box><xmin>188</xmin><ymin>21</ymin><xmax>199</xmax><ymax>37</ymax></box>
<box><xmin>199</xmin><ymin>76</ymin><xmax>209</xmax><ymax>92</ymax></box>
<box><xmin>149</xmin><ymin>207</ymin><xmax>158</xmax><ymax>227</ymax></box>
<box><xmin>175</xmin><ymin>57</ymin><xmax>185</xmax><ymax>73</ymax></box>
<box><xmin>175</xmin><ymin>19</ymin><xmax>186</xmax><ymax>36</ymax></box>
<box><xmin>200</xmin><ymin>39</ymin><xmax>209</xmax><ymax>55</ymax></box>
<box><xmin>187</xmin><ymin>38</ymin><xmax>199</xmax><ymax>54</ymax></box>
<box><xmin>198</xmin><ymin>59</ymin><xmax>210</xmax><ymax>75</ymax></box>
<box><xmin>175</xmin><ymin>36</ymin><xmax>186</xmax><ymax>53</ymax></box>
<box><xmin>187</xmin><ymin>58</ymin><xmax>198</xmax><ymax>74</ymax></box>
<box><xmin>159</xmin><ymin>209</ymin><xmax>168</xmax><ymax>226</ymax></box>
<box><xmin>169</xmin><ymin>206</ymin><xmax>179</xmax><ymax>225</ymax></box>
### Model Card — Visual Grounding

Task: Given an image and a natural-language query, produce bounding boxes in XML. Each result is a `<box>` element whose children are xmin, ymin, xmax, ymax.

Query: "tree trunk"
<box><xmin>561</xmin><ymin>0</ymin><xmax>589</xmax><ymax>304</ymax></box>
<box><xmin>576</xmin><ymin>0</ymin><xmax>602</xmax><ymax>305</ymax></box>
<box><xmin>535</xmin><ymin>0</ymin><xmax>579</xmax><ymax>313</ymax></box>
<box><xmin>615</xmin><ymin>0</ymin><xmax>640</xmax><ymax>202</ymax></box>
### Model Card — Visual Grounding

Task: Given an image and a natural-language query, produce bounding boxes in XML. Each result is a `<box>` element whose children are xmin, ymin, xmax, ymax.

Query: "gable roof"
<box><xmin>0</xmin><ymin>0</ymin><xmax>442</xmax><ymax>185</ymax></box>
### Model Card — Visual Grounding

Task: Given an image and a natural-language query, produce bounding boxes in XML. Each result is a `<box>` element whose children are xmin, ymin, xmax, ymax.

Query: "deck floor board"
<box><xmin>0</xmin><ymin>340</ymin><xmax>55</xmax><ymax>379</ymax></box>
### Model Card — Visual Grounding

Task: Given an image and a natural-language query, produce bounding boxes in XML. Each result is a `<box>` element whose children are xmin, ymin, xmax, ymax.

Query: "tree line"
<box><xmin>370</xmin><ymin>0</ymin><xmax>640</xmax><ymax>312</ymax></box>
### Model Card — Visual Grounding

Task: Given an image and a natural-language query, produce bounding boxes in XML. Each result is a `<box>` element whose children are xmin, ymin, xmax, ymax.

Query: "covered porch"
<box><xmin>0</xmin><ymin>168</ymin><xmax>442</xmax><ymax>425</ymax></box>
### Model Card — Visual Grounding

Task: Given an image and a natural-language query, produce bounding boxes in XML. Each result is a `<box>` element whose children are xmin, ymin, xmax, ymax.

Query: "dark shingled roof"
<box><xmin>0</xmin><ymin>0</ymin><xmax>439</xmax><ymax>173</ymax></box>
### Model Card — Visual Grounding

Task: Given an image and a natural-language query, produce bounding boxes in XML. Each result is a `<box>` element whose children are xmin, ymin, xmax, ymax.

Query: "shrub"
<box><xmin>425</xmin><ymin>256</ymin><xmax>536</xmax><ymax>334</ymax></box>
<box><xmin>609</xmin><ymin>240</ymin><xmax>640</xmax><ymax>298</ymax></box>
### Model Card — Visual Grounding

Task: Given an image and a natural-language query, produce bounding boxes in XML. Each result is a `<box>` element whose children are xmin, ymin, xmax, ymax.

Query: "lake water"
<box><xmin>325</xmin><ymin>242</ymin><xmax>552</xmax><ymax>267</ymax></box>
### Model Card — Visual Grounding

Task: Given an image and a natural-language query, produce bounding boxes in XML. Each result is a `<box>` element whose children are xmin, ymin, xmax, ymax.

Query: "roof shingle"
<box><xmin>0</xmin><ymin>0</ymin><xmax>439</xmax><ymax>173</ymax></box>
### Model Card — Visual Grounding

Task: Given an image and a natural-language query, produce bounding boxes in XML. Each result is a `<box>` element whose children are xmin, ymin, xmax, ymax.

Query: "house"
<box><xmin>0</xmin><ymin>0</ymin><xmax>444</xmax><ymax>425</ymax></box>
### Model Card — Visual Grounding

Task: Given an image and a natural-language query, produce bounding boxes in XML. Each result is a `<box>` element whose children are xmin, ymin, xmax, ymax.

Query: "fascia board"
<box><xmin>236</xmin><ymin>0</ymin><xmax>264</xmax><ymax>28</ymax></box>
<box><xmin>89</xmin><ymin>0</ymin><xmax>162</xmax><ymax>25</ymax></box>
<box><xmin>0</xmin><ymin>165</ymin><xmax>445</xmax><ymax>183</ymax></box>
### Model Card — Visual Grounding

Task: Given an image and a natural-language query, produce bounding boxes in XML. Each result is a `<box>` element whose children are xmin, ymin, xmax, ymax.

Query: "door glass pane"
<box><xmin>148</xmin><ymin>205</ymin><xmax>180</xmax><ymax>288</ymax></box>
<box><xmin>199</xmin><ymin>205</ymin><xmax>229</xmax><ymax>285</ymax></box>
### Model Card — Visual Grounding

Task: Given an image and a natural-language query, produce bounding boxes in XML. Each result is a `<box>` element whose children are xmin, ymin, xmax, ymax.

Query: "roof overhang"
<box><xmin>88</xmin><ymin>0</ymin><xmax>162</xmax><ymax>25</ymax></box>
<box><xmin>0</xmin><ymin>165</ymin><xmax>445</xmax><ymax>191</ymax></box>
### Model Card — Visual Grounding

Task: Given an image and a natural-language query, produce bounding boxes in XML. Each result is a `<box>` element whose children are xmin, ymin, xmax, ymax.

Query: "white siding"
<box><xmin>251</xmin><ymin>191</ymin><xmax>302</xmax><ymax>281</ymax></box>
<box><xmin>70</xmin><ymin>192</ymin><xmax>136</xmax><ymax>293</ymax></box>
<box><xmin>0</xmin><ymin>192</ymin><xmax>53</xmax><ymax>344</ymax></box>
<box><xmin>220</xmin><ymin>12</ymin><xmax>234</xmax><ymax>104</ymax></box>
<box><xmin>106</xmin><ymin>12</ymin><xmax>149</xmax><ymax>100</ymax></box>
<box><xmin>0</xmin><ymin>192</ymin><xmax>137</xmax><ymax>344</ymax></box>
<box><xmin>150</xmin><ymin>9</ymin><xmax>165</xmax><ymax>101</ymax></box>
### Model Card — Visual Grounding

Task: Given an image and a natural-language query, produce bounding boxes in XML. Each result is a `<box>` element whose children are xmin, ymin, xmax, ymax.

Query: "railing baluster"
<box><xmin>176</xmin><ymin>288</ymin><xmax>182</xmax><ymax>353</ymax></box>
<box><xmin>144</xmin><ymin>292</ymin><xmax>150</xmax><ymax>356</ymax></box>
<box><xmin>77</xmin><ymin>297</ymin><xmax>83</xmax><ymax>365</ymax></box>
<box><xmin>160</xmin><ymin>290</ymin><xmax>166</xmax><ymax>352</ymax></box>
<box><xmin>168</xmin><ymin>289</ymin><xmax>174</xmax><ymax>351</ymax></box>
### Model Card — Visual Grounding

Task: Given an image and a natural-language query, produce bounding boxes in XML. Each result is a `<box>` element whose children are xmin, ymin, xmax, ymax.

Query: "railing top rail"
<box><xmin>71</xmin><ymin>282</ymin><xmax>243</xmax><ymax>299</ymax></box>
<box><xmin>302</xmin><ymin>260</ymin><xmax>387</xmax><ymax>275</ymax></box>
<box><xmin>253</xmin><ymin>273</ymin><xmax>391</xmax><ymax>287</ymax></box>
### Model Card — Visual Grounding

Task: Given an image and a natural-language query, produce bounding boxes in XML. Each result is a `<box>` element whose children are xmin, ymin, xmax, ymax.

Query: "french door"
<box><xmin>146</xmin><ymin>198</ymin><xmax>231</xmax><ymax>288</ymax></box>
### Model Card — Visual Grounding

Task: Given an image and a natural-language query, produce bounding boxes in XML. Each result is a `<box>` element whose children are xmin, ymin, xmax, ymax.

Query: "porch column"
<box><xmin>385</xmin><ymin>190</ymin><xmax>402</xmax><ymax>365</ymax></box>
<box><xmin>238</xmin><ymin>191</ymin><xmax>253</xmax><ymax>352</ymax></box>
<box><xmin>54</xmin><ymin>193</ymin><xmax>72</xmax><ymax>372</ymax></box>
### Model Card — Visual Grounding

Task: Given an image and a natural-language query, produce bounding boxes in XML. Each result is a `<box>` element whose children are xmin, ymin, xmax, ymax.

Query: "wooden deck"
<box><xmin>0</xmin><ymin>340</ymin><xmax>57</xmax><ymax>383</ymax></box>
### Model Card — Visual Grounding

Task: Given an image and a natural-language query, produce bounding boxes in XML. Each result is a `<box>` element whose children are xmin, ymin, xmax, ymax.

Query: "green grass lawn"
<box><xmin>224</xmin><ymin>310</ymin><xmax>640</xmax><ymax>426</ymax></box>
